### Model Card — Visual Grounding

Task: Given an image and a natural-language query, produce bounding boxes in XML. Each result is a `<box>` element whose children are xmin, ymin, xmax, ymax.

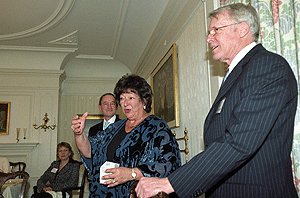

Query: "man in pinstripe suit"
<box><xmin>136</xmin><ymin>3</ymin><xmax>298</xmax><ymax>198</ymax></box>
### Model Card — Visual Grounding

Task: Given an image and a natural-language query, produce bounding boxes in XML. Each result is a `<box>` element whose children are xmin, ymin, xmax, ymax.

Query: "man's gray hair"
<box><xmin>209</xmin><ymin>3</ymin><xmax>260</xmax><ymax>42</ymax></box>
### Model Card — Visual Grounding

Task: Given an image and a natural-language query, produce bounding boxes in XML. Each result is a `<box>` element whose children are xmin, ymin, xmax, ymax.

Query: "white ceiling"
<box><xmin>0</xmin><ymin>0</ymin><xmax>173</xmax><ymax>72</ymax></box>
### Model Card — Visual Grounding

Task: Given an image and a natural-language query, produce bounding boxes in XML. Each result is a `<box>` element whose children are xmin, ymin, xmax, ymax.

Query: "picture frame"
<box><xmin>150</xmin><ymin>43</ymin><xmax>179</xmax><ymax>128</ymax></box>
<box><xmin>0</xmin><ymin>102</ymin><xmax>11</xmax><ymax>135</ymax></box>
<box><xmin>78</xmin><ymin>114</ymin><xmax>104</xmax><ymax>136</ymax></box>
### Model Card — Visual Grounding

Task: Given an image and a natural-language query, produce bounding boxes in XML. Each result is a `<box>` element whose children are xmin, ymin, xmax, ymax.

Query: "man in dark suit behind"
<box><xmin>136</xmin><ymin>3</ymin><xmax>298</xmax><ymax>198</ymax></box>
<box><xmin>88</xmin><ymin>93</ymin><xmax>120</xmax><ymax>137</ymax></box>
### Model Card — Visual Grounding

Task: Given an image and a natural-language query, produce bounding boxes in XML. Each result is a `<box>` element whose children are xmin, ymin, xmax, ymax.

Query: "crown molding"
<box><xmin>0</xmin><ymin>45</ymin><xmax>77</xmax><ymax>53</ymax></box>
<box><xmin>111</xmin><ymin>0</ymin><xmax>129</xmax><ymax>57</ymax></box>
<box><xmin>75</xmin><ymin>54</ymin><xmax>113</xmax><ymax>60</ymax></box>
<box><xmin>0</xmin><ymin>68</ymin><xmax>65</xmax><ymax>75</ymax></box>
<box><xmin>0</xmin><ymin>0</ymin><xmax>75</xmax><ymax>40</ymax></box>
<box><xmin>65</xmin><ymin>77</ymin><xmax>119</xmax><ymax>83</ymax></box>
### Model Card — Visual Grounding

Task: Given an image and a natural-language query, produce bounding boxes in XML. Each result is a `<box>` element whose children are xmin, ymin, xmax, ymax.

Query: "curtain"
<box><xmin>220</xmin><ymin>0</ymin><xmax>300</xmax><ymax>194</ymax></box>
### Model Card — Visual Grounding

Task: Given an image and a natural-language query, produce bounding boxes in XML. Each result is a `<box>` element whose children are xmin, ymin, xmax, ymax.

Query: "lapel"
<box><xmin>204</xmin><ymin>44</ymin><xmax>264</xmax><ymax>133</ymax></box>
<box><xmin>99</xmin><ymin>121</ymin><xmax>104</xmax><ymax>131</ymax></box>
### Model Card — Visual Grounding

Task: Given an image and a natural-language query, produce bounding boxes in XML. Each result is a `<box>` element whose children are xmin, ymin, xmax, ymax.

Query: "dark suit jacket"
<box><xmin>88</xmin><ymin>116</ymin><xmax>120</xmax><ymax>137</ymax></box>
<box><xmin>168</xmin><ymin>44</ymin><xmax>298</xmax><ymax>198</ymax></box>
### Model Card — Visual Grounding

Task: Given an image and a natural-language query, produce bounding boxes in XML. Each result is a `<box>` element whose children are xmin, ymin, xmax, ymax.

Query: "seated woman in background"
<box><xmin>0</xmin><ymin>157</ymin><xmax>10</xmax><ymax>173</ymax></box>
<box><xmin>32</xmin><ymin>142</ymin><xmax>80</xmax><ymax>198</ymax></box>
<box><xmin>71</xmin><ymin>74</ymin><xmax>181</xmax><ymax>197</ymax></box>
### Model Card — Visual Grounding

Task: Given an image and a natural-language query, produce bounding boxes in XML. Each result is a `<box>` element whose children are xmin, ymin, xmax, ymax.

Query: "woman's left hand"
<box><xmin>103</xmin><ymin>167</ymin><xmax>132</xmax><ymax>187</ymax></box>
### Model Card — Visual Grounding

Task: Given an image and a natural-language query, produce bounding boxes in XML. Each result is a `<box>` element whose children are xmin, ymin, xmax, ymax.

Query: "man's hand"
<box><xmin>136</xmin><ymin>177</ymin><xmax>174</xmax><ymax>198</ymax></box>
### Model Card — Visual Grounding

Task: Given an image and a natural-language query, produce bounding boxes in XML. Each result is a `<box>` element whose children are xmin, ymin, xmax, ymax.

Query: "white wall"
<box><xmin>0</xmin><ymin>68</ymin><xmax>65</xmax><ymax>196</ymax></box>
<box><xmin>175</xmin><ymin>3</ymin><xmax>211</xmax><ymax>159</ymax></box>
<box><xmin>141</xmin><ymin>0</ymin><xmax>223</xmax><ymax>163</ymax></box>
<box><xmin>174</xmin><ymin>0</ymin><xmax>224</xmax><ymax>160</ymax></box>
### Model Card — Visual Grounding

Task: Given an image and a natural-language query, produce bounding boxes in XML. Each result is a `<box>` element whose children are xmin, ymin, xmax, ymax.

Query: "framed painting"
<box><xmin>78</xmin><ymin>114</ymin><xmax>104</xmax><ymax>136</ymax></box>
<box><xmin>0</xmin><ymin>102</ymin><xmax>10</xmax><ymax>135</ymax></box>
<box><xmin>150</xmin><ymin>43</ymin><xmax>179</xmax><ymax>128</ymax></box>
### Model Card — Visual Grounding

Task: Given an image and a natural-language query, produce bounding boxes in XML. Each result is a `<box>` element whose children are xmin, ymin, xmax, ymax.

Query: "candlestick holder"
<box><xmin>23</xmin><ymin>128</ymin><xmax>27</xmax><ymax>142</ymax></box>
<box><xmin>33</xmin><ymin>113</ymin><xmax>56</xmax><ymax>132</ymax></box>
<box><xmin>16</xmin><ymin>128</ymin><xmax>20</xmax><ymax>143</ymax></box>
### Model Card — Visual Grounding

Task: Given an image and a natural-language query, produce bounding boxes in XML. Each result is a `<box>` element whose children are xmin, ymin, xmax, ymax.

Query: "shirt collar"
<box><xmin>227</xmin><ymin>42</ymin><xmax>257</xmax><ymax>74</ymax></box>
<box><xmin>104</xmin><ymin>115</ymin><xmax>116</xmax><ymax>124</ymax></box>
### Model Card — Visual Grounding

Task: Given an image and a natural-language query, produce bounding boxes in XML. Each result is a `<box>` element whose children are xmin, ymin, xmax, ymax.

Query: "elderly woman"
<box><xmin>32</xmin><ymin>142</ymin><xmax>80</xmax><ymax>198</ymax></box>
<box><xmin>72</xmin><ymin>74</ymin><xmax>181</xmax><ymax>197</ymax></box>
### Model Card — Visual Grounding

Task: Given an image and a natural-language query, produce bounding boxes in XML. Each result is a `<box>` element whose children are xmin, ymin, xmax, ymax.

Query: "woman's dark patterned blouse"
<box><xmin>80</xmin><ymin>115</ymin><xmax>181</xmax><ymax>198</ymax></box>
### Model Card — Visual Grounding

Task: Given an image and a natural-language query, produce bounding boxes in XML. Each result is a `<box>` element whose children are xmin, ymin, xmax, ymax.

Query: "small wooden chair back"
<box><xmin>61</xmin><ymin>162</ymin><xmax>88</xmax><ymax>198</ymax></box>
<box><xmin>0</xmin><ymin>171</ymin><xmax>30</xmax><ymax>198</ymax></box>
<box><xmin>9</xmin><ymin>162</ymin><xmax>26</xmax><ymax>178</ymax></box>
<box><xmin>9</xmin><ymin>162</ymin><xmax>26</xmax><ymax>172</ymax></box>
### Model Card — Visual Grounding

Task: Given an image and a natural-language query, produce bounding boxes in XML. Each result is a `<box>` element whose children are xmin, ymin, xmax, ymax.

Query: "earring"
<box><xmin>143</xmin><ymin>106</ymin><xmax>146</xmax><ymax>109</ymax></box>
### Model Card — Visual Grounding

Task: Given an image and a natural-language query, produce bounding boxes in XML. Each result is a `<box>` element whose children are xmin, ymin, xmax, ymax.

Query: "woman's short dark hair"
<box><xmin>114</xmin><ymin>74</ymin><xmax>153</xmax><ymax>113</ymax></box>
<box><xmin>57</xmin><ymin>142</ymin><xmax>74</xmax><ymax>159</ymax></box>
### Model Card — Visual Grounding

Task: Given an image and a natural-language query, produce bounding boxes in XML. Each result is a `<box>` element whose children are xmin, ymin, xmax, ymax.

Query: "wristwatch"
<box><xmin>131</xmin><ymin>168</ymin><xmax>136</xmax><ymax>180</ymax></box>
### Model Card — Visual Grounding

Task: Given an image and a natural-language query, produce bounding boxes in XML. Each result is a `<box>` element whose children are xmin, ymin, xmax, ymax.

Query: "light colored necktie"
<box><xmin>104</xmin><ymin>122</ymin><xmax>110</xmax><ymax>130</ymax></box>
<box><xmin>222</xmin><ymin>70</ymin><xmax>230</xmax><ymax>85</ymax></box>
<box><xmin>223</xmin><ymin>69</ymin><xmax>229</xmax><ymax>82</ymax></box>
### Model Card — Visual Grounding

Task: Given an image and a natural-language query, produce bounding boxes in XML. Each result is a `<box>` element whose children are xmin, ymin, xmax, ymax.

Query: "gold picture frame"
<box><xmin>0</xmin><ymin>102</ymin><xmax>11</xmax><ymax>135</ymax></box>
<box><xmin>78</xmin><ymin>114</ymin><xmax>104</xmax><ymax>136</ymax></box>
<box><xmin>151</xmin><ymin>43</ymin><xmax>179</xmax><ymax>128</ymax></box>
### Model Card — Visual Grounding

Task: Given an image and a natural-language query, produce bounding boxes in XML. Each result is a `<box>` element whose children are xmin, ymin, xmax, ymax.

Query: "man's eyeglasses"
<box><xmin>208</xmin><ymin>22</ymin><xmax>241</xmax><ymax>37</ymax></box>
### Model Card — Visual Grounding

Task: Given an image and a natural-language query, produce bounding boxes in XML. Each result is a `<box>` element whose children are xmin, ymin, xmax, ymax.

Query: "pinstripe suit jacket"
<box><xmin>168</xmin><ymin>44</ymin><xmax>298</xmax><ymax>198</ymax></box>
